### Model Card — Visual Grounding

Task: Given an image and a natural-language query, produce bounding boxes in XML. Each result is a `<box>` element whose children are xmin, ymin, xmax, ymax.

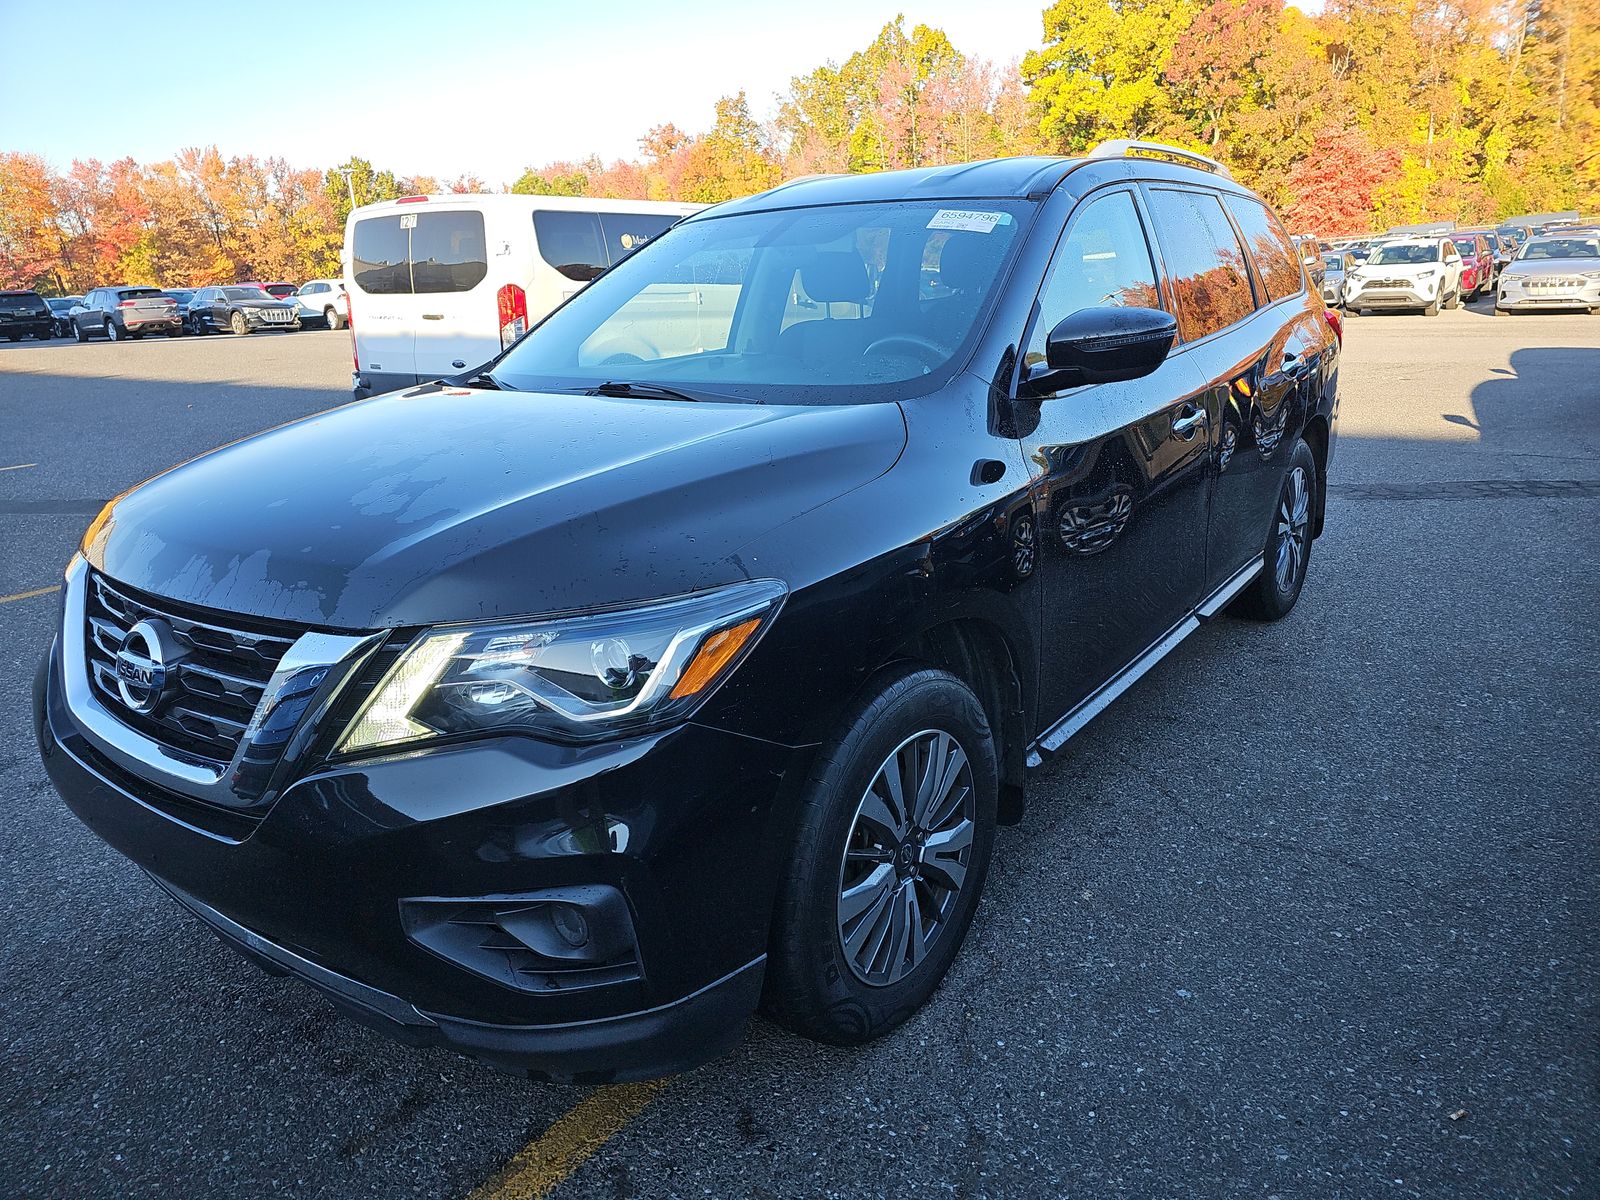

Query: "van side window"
<box><xmin>1147</xmin><ymin>189</ymin><xmax>1258</xmax><ymax>340</ymax></box>
<box><xmin>1222</xmin><ymin>195</ymin><xmax>1303</xmax><ymax>303</ymax></box>
<box><xmin>598</xmin><ymin>214</ymin><xmax>678</xmax><ymax>265</ymax></box>
<box><xmin>1024</xmin><ymin>190</ymin><xmax>1161</xmax><ymax>371</ymax></box>
<box><xmin>352</xmin><ymin>216</ymin><xmax>411</xmax><ymax>294</ymax></box>
<box><xmin>534</xmin><ymin>212</ymin><xmax>608</xmax><ymax>281</ymax></box>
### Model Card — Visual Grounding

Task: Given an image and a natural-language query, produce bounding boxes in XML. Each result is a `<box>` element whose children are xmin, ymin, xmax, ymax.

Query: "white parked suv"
<box><xmin>293</xmin><ymin>278</ymin><xmax>349</xmax><ymax>329</ymax></box>
<box><xmin>1343</xmin><ymin>238</ymin><xmax>1463</xmax><ymax>316</ymax></box>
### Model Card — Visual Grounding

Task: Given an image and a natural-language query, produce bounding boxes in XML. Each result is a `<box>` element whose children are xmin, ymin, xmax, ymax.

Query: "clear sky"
<box><xmin>6</xmin><ymin>0</ymin><xmax>1049</xmax><ymax>184</ymax></box>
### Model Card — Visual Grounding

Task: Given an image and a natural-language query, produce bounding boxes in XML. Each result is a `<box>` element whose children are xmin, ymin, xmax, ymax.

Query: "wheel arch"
<box><xmin>883</xmin><ymin>610</ymin><xmax>1033</xmax><ymax>825</ymax></box>
<box><xmin>1301</xmin><ymin>413</ymin><xmax>1330</xmax><ymax>538</ymax></box>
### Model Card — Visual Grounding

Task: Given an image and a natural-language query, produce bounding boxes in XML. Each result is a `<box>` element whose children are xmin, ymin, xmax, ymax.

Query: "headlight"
<box><xmin>1502</xmin><ymin>273</ymin><xmax>1525</xmax><ymax>283</ymax></box>
<box><xmin>336</xmin><ymin>579</ymin><xmax>787</xmax><ymax>754</ymax></box>
<box><xmin>1416</xmin><ymin>268</ymin><xmax>1436</xmax><ymax>279</ymax></box>
<box><xmin>1581</xmin><ymin>270</ymin><xmax>1600</xmax><ymax>280</ymax></box>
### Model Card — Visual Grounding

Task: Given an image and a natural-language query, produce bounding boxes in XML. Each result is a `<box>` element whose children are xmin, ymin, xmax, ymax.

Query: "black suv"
<box><xmin>187</xmin><ymin>285</ymin><xmax>301</xmax><ymax>334</ymax></box>
<box><xmin>35</xmin><ymin>144</ymin><xmax>1340</xmax><ymax>1082</ymax></box>
<box><xmin>0</xmin><ymin>290</ymin><xmax>56</xmax><ymax>340</ymax></box>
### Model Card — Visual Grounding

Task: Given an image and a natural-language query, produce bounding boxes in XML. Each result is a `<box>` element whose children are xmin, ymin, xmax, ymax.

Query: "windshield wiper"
<box><xmin>586</xmin><ymin>380</ymin><xmax>711</xmax><ymax>403</ymax></box>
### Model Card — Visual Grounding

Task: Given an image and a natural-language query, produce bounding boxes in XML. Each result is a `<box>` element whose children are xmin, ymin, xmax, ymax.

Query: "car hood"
<box><xmin>84</xmin><ymin>385</ymin><xmax>907</xmax><ymax>629</ymax></box>
<box><xmin>1507</xmin><ymin>258</ymin><xmax>1599</xmax><ymax>277</ymax></box>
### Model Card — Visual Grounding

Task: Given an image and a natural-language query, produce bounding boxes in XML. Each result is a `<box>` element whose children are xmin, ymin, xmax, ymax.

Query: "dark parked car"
<box><xmin>0</xmin><ymin>290</ymin><xmax>56</xmax><ymax>340</ymax></box>
<box><xmin>47</xmin><ymin>296</ymin><xmax>82</xmax><ymax>337</ymax></box>
<box><xmin>35</xmin><ymin>144</ymin><xmax>1340</xmax><ymax>1082</ymax></box>
<box><xmin>186</xmin><ymin>285</ymin><xmax>301</xmax><ymax>335</ymax></box>
<box><xmin>74</xmin><ymin>287</ymin><xmax>182</xmax><ymax>341</ymax></box>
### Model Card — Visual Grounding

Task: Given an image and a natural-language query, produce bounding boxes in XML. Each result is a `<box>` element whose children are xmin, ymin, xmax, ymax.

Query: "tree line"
<box><xmin>2</xmin><ymin>0</ymin><xmax>1593</xmax><ymax>294</ymax></box>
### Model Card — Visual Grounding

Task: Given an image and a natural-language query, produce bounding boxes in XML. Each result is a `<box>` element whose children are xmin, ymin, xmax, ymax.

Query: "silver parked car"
<box><xmin>1496</xmin><ymin>234</ymin><xmax>1600</xmax><ymax>314</ymax></box>
<box><xmin>1321</xmin><ymin>252</ymin><xmax>1355</xmax><ymax>307</ymax></box>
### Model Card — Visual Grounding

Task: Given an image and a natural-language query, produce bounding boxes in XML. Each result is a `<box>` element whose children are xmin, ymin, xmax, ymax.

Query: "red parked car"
<box><xmin>1451</xmin><ymin>234</ymin><xmax>1496</xmax><ymax>299</ymax></box>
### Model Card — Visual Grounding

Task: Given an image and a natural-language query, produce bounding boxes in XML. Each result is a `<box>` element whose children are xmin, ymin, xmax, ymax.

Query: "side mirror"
<box><xmin>1021</xmin><ymin>307</ymin><xmax>1178</xmax><ymax>397</ymax></box>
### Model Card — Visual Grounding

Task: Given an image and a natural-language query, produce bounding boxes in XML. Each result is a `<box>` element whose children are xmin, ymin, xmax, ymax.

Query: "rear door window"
<box><xmin>353</xmin><ymin>216</ymin><xmax>411</xmax><ymax>294</ymax></box>
<box><xmin>1147</xmin><ymin>189</ymin><xmax>1258</xmax><ymax>341</ymax></box>
<box><xmin>1222</xmin><ymin>195</ymin><xmax>1303</xmax><ymax>303</ymax></box>
<box><xmin>410</xmin><ymin>210</ymin><xmax>487</xmax><ymax>292</ymax></box>
<box><xmin>353</xmin><ymin>210</ymin><xmax>488</xmax><ymax>294</ymax></box>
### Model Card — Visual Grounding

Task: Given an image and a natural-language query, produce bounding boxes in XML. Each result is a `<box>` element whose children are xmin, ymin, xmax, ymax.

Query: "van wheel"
<box><xmin>230</xmin><ymin>311</ymin><xmax>250</xmax><ymax>335</ymax></box>
<box><xmin>764</xmin><ymin>667</ymin><xmax>997</xmax><ymax>1045</ymax></box>
<box><xmin>324</xmin><ymin>306</ymin><xmax>344</xmax><ymax>331</ymax></box>
<box><xmin>1233</xmin><ymin>439</ymin><xmax>1318</xmax><ymax>622</ymax></box>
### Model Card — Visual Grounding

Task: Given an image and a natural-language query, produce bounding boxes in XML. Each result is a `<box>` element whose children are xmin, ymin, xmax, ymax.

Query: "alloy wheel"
<box><xmin>1274</xmin><ymin>465</ymin><xmax>1311</xmax><ymax>593</ymax></box>
<box><xmin>837</xmin><ymin>729</ymin><xmax>975</xmax><ymax>987</ymax></box>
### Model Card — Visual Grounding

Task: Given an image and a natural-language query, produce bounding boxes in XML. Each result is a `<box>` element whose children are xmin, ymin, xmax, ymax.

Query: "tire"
<box><xmin>106</xmin><ymin>317</ymin><xmax>123</xmax><ymax>342</ymax></box>
<box><xmin>1495</xmin><ymin>306</ymin><xmax>1508</xmax><ymax>317</ymax></box>
<box><xmin>1232</xmin><ymin>438</ymin><xmax>1318</xmax><ymax>621</ymax></box>
<box><xmin>1423</xmin><ymin>299</ymin><xmax>1439</xmax><ymax>316</ymax></box>
<box><xmin>1444</xmin><ymin>288</ymin><xmax>1460</xmax><ymax>310</ymax></box>
<box><xmin>230</xmin><ymin>310</ymin><xmax>250</xmax><ymax>336</ymax></box>
<box><xmin>764</xmin><ymin>666</ymin><xmax>998</xmax><ymax>1046</ymax></box>
<box><xmin>73</xmin><ymin>320</ymin><xmax>87</xmax><ymax>343</ymax></box>
<box><xmin>324</xmin><ymin>305</ymin><xmax>344</xmax><ymax>331</ymax></box>
<box><xmin>189</xmin><ymin>313</ymin><xmax>207</xmax><ymax>335</ymax></box>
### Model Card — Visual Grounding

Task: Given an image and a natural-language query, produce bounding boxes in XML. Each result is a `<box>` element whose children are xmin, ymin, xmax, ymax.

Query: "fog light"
<box><xmin>550</xmin><ymin>903</ymin><xmax>590</xmax><ymax>948</ymax></box>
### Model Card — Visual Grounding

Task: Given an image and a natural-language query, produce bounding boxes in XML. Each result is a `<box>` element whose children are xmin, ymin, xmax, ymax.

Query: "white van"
<box><xmin>342</xmin><ymin>194</ymin><xmax>701</xmax><ymax>397</ymax></box>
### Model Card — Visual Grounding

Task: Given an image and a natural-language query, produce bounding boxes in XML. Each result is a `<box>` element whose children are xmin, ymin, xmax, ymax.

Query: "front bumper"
<box><xmin>1345</xmin><ymin>283</ymin><xmax>1440</xmax><ymax>310</ymax></box>
<box><xmin>35</xmin><ymin>602</ymin><xmax>803</xmax><ymax>1080</ymax></box>
<box><xmin>1497</xmin><ymin>279</ymin><xmax>1600</xmax><ymax>311</ymax></box>
<box><xmin>242</xmin><ymin>313</ymin><xmax>301</xmax><ymax>331</ymax></box>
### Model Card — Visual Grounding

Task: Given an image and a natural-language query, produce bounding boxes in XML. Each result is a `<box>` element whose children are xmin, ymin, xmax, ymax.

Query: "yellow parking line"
<box><xmin>0</xmin><ymin>585</ymin><xmax>56</xmax><ymax>605</ymax></box>
<box><xmin>466</xmin><ymin>1079</ymin><xmax>669</xmax><ymax>1200</ymax></box>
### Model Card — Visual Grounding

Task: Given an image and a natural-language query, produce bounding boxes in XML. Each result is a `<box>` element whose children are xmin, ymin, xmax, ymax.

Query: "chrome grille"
<box><xmin>260</xmin><ymin>309</ymin><xmax>293</xmax><ymax>323</ymax></box>
<box><xmin>84</xmin><ymin>572</ymin><xmax>300</xmax><ymax>763</ymax></box>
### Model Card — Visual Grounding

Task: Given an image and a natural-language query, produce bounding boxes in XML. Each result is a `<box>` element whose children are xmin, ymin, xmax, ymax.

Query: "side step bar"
<box><xmin>1025</xmin><ymin>555</ymin><xmax>1262</xmax><ymax>767</ymax></box>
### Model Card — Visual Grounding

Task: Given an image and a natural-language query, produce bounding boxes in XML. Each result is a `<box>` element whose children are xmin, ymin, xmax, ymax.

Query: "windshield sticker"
<box><xmin>927</xmin><ymin>209</ymin><xmax>1007</xmax><ymax>233</ymax></box>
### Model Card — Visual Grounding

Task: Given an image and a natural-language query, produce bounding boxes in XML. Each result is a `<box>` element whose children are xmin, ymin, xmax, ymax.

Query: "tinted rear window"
<box><xmin>534</xmin><ymin>211</ymin><xmax>682</xmax><ymax>281</ymax></box>
<box><xmin>353</xmin><ymin>210</ymin><xmax>487</xmax><ymax>294</ymax></box>
<box><xmin>1</xmin><ymin>292</ymin><xmax>48</xmax><ymax>312</ymax></box>
<box><xmin>410</xmin><ymin>211</ymin><xmax>488</xmax><ymax>292</ymax></box>
<box><xmin>1223</xmin><ymin>195</ymin><xmax>1303</xmax><ymax>303</ymax></box>
<box><xmin>1148</xmin><ymin>189</ymin><xmax>1257</xmax><ymax>340</ymax></box>
<box><xmin>119</xmin><ymin>288</ymin><xmax>164</xmax><ymax>300</ymax></box>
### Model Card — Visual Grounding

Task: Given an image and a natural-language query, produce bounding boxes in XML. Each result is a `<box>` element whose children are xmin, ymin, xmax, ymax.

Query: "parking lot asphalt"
<box><xmin>1</xmin><ymin>304</ymin><xmax>1596</xmax><ymax>1199</ymax></box>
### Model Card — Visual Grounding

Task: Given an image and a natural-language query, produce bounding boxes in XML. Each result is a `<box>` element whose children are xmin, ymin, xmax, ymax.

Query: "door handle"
<box><xmin>1171</xmin><ymin>406</ymin><xmax>1207</xmax><ymax>440</ymax></box>
<box><xmin>421</xmin><ymin>313</ymin><xmax>444</xmax><ymax>320</ymax></box>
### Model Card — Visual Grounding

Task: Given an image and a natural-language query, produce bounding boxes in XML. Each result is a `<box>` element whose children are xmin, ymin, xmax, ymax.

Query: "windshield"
<box><xmin>1518</xmin><ymin>237</ymin><xmax>1599</xmax><ymax>260</ymax></box>
<box><xmin>223</xmin><ymin>287</ymin><xmax>274</xmax><ymax>301</ymax></box>
<box><xmin>1452</xmin><ymin>239</ymin><xmax>1479</xmax><ymax>257</ymax></box>
<box><xmin>47</xmin><ymin>298</ymin><xmax>73</xmax><ymax>312</ymax></box>
<box><xmin>1367</xmin><ymin>243</ymin><xmax>1440</xmax><ymax>266</ymax></box>
<box><xmin>1322</xmin><ymin>255</ymin><xmax>1343</xmax><ymax>271</ymax></box>
<box><xmin>492</xmin><ymin>199</ymin><xmax>1032</xmax><ymax>405</ymax></box>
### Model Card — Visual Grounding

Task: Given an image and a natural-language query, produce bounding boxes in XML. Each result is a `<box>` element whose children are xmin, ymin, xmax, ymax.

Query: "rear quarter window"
<box><xmin>534</xmin><ymin>211</ymin><xmax>608</xmax><ymax>281</ymax></box>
